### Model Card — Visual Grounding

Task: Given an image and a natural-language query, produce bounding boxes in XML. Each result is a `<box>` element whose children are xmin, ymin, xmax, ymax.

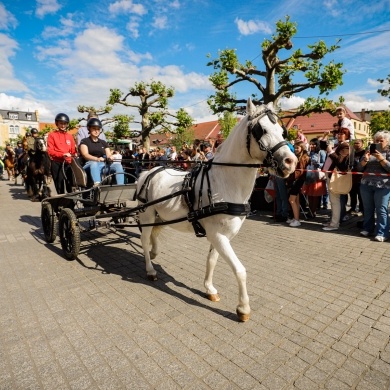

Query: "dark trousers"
<box><xmin>51</xmin><ymin>161</ymin><xmax>73</xmax><ymax>195</ymax></box>
<box><xmin>350</xmin><ymin>182</ymin><xmax>363</xmax><ymax>213</ymax></box>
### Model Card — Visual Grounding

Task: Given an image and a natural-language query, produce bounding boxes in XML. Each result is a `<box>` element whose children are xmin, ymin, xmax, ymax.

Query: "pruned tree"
<box><xmin>369</xmin><ymin>75</ymin><xmax>390</xmax><ymax>136</ymax></box>
<box><xmin>77</xmin><ymin>105</ymin><xmax>135</xmax><ymax>142</ymax></box>
<box><xmin>218</xmin><ymin>111</ymin><xmax>237</xmax><ymax>139</ymax></box>
<box><xmin>107</xmin><ymin>80</ymin><xmax>193</xmax><ymax>151</ymax></box>
<box><xmin>377</xmin><ymin>74</ymin><xmax>390</xmax><ymax>98</ymax></box>
<box><xmin>207</xmin><ymin>15</ymin><xmax>345</xmax><ymax>118</ymax></box>
<box><xmin>369</xmin><ymin>111</ymin><xmax>390</xmax><ymax>135</ymax></box>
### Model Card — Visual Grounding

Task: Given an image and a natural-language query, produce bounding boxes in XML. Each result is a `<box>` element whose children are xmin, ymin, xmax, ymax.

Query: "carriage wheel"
<box><xmin>41</xmin><ymin>203</ymin><xmax>58</xmax><ymax>243</ymax></box>
<box><xmin>59</xmin><ymin>208</ymin><xmax>80</xmax><ymax>260</ymax></box>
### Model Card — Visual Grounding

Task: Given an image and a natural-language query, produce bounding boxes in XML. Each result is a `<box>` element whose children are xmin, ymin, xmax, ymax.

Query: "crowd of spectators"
<box><xmin>271</xmin><ymin>108</ymin><xmax>390</xmax><ymax>241</ymax></box>
<box><xmin>118</xmin><ymin>139</ymin><xmax>217</xmax><ymax>179</ymax></box>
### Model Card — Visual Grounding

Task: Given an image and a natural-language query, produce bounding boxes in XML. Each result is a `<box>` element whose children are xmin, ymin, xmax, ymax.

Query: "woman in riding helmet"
<box><xmin>79</xmin><ymin>118</ymin><xmax>124</xmax><ymax>185</ymax></box>
<box><xmin>47</xmin><ymin>113</ymin><xmax>77</xmax><ymax>194</ymax></box>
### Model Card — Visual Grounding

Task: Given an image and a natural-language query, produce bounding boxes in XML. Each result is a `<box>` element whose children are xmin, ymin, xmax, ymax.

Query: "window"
<box><xmin>15</xmin><ymin>125</ymin><xmax>20</xmax><ymax>134</ymax></box>
<box><xmin>9</xmin><ymin>113</ymin><xmax>18</xmax><ymax>119</ymax></box>
<box><xmin>27</xmin><ymin>114</ymin><xmax>32</xmax><ymax>120</ymax></box>
<box><xmin>9</xmin><ymin>125</ymin><xmax>14</xmax><ymax>134</ymax></box>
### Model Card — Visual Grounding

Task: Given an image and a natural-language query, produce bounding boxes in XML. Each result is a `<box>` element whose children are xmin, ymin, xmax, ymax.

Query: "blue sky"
<box><xmin>0</xmin><ymin>0</ymin><xmax>389</xmax><ymax>124</ymax></box>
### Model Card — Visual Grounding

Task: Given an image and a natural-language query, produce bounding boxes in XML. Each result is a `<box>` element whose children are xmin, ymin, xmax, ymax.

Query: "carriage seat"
<box><xmin>98</xmin><ymin>184</ymin><xmax>137</xmax><ymax>205</ymax></box>
<box><xmin>70</xmin><ymin>157</ymin><xmax>88</xmax><ymax>188</ymax></box>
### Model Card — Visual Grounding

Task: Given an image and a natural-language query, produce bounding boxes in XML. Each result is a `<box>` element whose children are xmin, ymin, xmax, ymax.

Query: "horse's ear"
<box><xmin>246</xmin><ymin>98</ymin><xmax>256</xmax><ymax>116</ymax></box>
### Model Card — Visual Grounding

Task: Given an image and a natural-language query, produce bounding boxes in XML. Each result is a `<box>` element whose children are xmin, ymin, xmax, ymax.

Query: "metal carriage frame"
<box><xmin>41</xmin><ymin>157</ymin><xmax>140</xmax><ymax>260</ymax></box>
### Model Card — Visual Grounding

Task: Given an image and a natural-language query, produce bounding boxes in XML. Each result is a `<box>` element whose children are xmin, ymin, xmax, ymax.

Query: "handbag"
<box><xmin>328</xmin><ymin>146</ymin><xmax>353</xmax><ymax>194</ymax></box>
<box><xmin>329</xmin><ymin>170</ymin><xmax>352</xmax><ymax>194</ymax></box>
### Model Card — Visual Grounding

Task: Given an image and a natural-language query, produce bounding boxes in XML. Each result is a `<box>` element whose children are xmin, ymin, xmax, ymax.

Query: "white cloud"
<box><xmin>35</xmin><ymin>0</ymin><xmax>62</xmax><ymax>18</ymax></box>
<box><xmin>152</xmin><ymin>16</ymin><xmax>168</xmax><ymax>30</ymax></box>
<box><xmin>31</xmin><ymin>25</ymin><xmax>212</xmax><ymax>121</ymax></box>
<box><xmin>367</xmin><ymin>78</ymin><xmax>382</xmax><ymax>88</ymax></box>
<box><xmin>280</xmin><ymin>96</ymin><xmax>305</xmax><ymax>110</ymax></box>
<box><xmin>0</xmin><ymin>3</ymin><xmax>17</xmax><ymax>30</ymax></box>
<box><xmin>128</xmin><ymin>50</ymin><xmax>152</xmax><ymax>64</ymax></box>
<box><xmin>0</xmin><ymin>93</ymin><xmax>53</xmax><ymax>119</ymax></box>
<box><xmin>0</xmin><ymin>34</ymin><xmax>28</xmax><ymax>92</ymax></box>
<box><xmin>235</xmin><ymin>18</ymin><xmax>272</xmax><ymax>36</ymax></box>
<box><xmin>126</xmin><ymin>17</ymin><xmax>140</xmax><ymax>39</ymax></box>
<box><xmin>109</xmin><ymin>0</ymin><xmax>147</xmax><ymax>16</ymax></box>
<box><xmin>342</xmin><ymin>92</ymin><xmax>390</xmax><ymax>112</ymax></box>
<box><xmin>171</xmin><ymin>0</ymin><xmax>180</xmax><ymax>9</ymax></box>
<box><xmin>41</xmin><ymin>16</ymin><xmax>76</xmax><ymax>38</ymax></box>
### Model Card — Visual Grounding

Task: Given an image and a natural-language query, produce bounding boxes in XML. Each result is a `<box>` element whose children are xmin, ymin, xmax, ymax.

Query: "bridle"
<box><xmin>246</xmin><ymin>107</ymin><xmax>288</xmax><ymax>171</ymax></box>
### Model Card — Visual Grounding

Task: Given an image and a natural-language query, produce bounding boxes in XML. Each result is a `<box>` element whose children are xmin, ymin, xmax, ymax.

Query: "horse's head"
<box><xmin>34</xmin><ymin>137</ymin><xmax>47</xmax><ymax>152</ymax></box>
<box><xmin>246</xmin><ymin>99</ymin><xmax>297</xmax><ymax>178</ymax></box>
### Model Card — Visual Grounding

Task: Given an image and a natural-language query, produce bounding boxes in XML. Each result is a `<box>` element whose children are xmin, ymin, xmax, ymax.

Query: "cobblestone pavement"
<box><xmin>0</xmin><ymin>177</ymin><xmax>390</xmax><ymax>389</ymax></box>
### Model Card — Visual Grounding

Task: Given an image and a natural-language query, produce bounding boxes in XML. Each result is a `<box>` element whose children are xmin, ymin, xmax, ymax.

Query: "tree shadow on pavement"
<box><xmin>78</xmin><ymin>242</ymin><xmax>238</xmax><ymax>322</ymax></box>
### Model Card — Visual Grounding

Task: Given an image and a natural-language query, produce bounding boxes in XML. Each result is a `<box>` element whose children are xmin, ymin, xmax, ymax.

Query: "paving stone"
<box><xmin>1</xmin><ymin>179</ymin><xmax>390</xmax><ymax>388</ymax></box>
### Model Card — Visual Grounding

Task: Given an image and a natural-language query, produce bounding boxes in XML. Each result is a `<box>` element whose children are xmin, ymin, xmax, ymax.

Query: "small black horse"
<box><xmin>25</xmin><ymin>137</ymin><xmax>52</xmax><ymax>202</ymax></box>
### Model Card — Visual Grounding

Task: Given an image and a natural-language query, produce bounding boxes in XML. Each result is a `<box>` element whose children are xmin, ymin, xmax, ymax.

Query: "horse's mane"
<box><xmin>22</xmin><ymin>136</ymin><xmax>28</xmax><ymax>151</ymax></box>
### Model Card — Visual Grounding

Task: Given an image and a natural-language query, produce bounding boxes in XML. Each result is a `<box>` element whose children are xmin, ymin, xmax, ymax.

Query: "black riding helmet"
<box><xmin>87</xmin><ymin>118</ymin><xmax>102</xmax><ymax>130</ymax></box>
<box><xmin>55</xmin><ymin>113</ymin><xmax>70</xmax><ymax>123</ymax></box>
<box><xmin>25</xmin><ymin>131</ymin><xmax>31</xmax><ymax>137</ymax></box>
<box><xmin>31</xmin><ymin>128</ymin><xmax>39</xmax><ymax>134</ymax></box>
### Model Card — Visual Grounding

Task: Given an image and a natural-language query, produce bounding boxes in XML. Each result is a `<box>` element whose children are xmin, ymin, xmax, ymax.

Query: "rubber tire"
<box><xmin>59</xmin><ymin>208</ymin><xmax>80</xmax><ymax>260</ymax></box>
<box><xmin>41</xmin><ymin>203</ymin><xmax>58</xmax><ymax>243</ymax></box>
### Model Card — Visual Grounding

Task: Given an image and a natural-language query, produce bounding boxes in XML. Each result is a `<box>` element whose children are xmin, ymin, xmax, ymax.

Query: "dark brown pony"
<box><xmin>25</xmin><ymin>137</ymin><xmax>52</xmax><ymax>201</ymax></box>
<box><xmin>3</xmin><ymin>149</ymin><xmax>15</xmax><ymax>180</ymax></box>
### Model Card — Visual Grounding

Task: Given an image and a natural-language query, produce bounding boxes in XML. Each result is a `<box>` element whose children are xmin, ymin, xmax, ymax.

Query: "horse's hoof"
<box><xmin>147</xmin><ymin>274</ymin><xmax>157</xmax><ymax>281</ymax></box>
<box><xmin>207</xmin><ymin>293</ymin><xmax>220</xmax><ymax>302</ymax></box>
<box><xmin>236</xmin><ymin>310</ymin><xmax>250</xmax><ymax>322</ymax></box>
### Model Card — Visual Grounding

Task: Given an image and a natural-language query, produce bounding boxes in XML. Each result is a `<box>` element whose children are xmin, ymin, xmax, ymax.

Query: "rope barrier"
<box><xmin>295</xmin><ymin>169</ymin><xmax>390</xmax><ymax>177</ymax></box>
<box><xmin>115</xmin><ymin>157</ymin><xmax>390</xmax><ymax>177</ymax></box>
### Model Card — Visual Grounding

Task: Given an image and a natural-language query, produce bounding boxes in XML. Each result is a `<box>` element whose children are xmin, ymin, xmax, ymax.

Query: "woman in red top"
<box><xmin>47</xmin><ymin>113</ymin><xmax>77</xmax><ymax>194</ymax></box>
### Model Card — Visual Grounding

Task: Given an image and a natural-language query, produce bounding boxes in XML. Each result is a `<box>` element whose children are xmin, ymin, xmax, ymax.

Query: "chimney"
<box><xmin>361</xmin><ymin>109</ymin><xmax>365</xmax><ymax>121</ymax></box>
<box><xmin>35</xmin><ymin>110</ymin><xmax>39</xmax><ymax>122</ymax></box>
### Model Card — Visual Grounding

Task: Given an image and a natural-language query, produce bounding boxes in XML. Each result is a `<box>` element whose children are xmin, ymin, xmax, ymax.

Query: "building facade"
<box><xmin>0</xmin><ymin>109</ymin><xmax>39</xmax><ymax>146</ymax></box>
<box><xmin>284</xmin><ymin>106</ymin><xmax>371</xmax><ymax>143</ymax></box>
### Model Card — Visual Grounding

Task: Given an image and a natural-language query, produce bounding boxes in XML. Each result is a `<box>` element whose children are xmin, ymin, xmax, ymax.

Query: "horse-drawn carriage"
<box><xmin>41</xmin><ymin>99</ymin><xmax>297</xmax><ymax>321</ymax></box>
<box><xmin>41</xmin><ymin>157</ymin><xmax>138</xmax><ymax>259</ymax></box>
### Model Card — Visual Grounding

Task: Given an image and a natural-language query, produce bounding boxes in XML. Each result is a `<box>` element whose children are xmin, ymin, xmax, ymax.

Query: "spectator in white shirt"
<box><xmin>111</xmin><ymin>150</ymin><xmax>123</xmax><ymax>165</ymax></box>
<box><xmin>335</xmin><ymin>107</ymin><xmax>354</xmax><ymax>140</ymax></box>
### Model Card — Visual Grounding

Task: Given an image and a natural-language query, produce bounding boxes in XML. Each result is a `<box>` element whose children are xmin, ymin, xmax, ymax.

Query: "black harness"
<box><xmin>246</xmin><ymin>107</ymin><xmax>288</xmax><ymax>173</ymax></box>
<box><xmin>136</xmin><ymin>106</ymin><xmax>288</xmax><ymax>237</ymax></box>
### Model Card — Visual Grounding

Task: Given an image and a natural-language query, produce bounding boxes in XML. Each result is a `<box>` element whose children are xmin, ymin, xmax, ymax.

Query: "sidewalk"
<box><xmin>0</xmin><ymin>178</ymin><xmax>390</xmax><ymax>389</ymax></box>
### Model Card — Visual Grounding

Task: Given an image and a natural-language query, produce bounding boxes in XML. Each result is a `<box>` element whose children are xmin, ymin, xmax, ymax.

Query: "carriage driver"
<box><xmin>47</xmin><ymin>113</ymin><xmax>77</xmax><ymax>194</ymax></box>
<box><xmin>79</xmin><ymin>118</ymin><xmax>125</xmax><ymax>185</ymax></box>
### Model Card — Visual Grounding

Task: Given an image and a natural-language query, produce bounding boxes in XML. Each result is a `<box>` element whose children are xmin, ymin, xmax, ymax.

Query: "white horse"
<box><xmin>136</xmin><ymin>99</ymin><xmax>297</xmax><ymax>321</ymax></box>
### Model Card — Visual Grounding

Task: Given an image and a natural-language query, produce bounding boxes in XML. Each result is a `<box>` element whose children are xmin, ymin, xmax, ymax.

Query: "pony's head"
<box><xmin>34</xmin><ymin>137</ymin><xmax>47</xmax><ymax>152</ymax></box>
<box><xmin>246</xmin><ymin>99</ymin><xmax>297</xmax><ymax>178</ymax></box>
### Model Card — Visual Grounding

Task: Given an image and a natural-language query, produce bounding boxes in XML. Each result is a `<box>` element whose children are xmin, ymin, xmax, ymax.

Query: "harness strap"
<box><xmin>136</xmin><ymin>166</ymin><xmax>165</xmax><ymax>203</ymax></box>
<box><xmin>112</xmin><ymin>202</ymin><xmax>250</xmax><ymax>231</ymax></box>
